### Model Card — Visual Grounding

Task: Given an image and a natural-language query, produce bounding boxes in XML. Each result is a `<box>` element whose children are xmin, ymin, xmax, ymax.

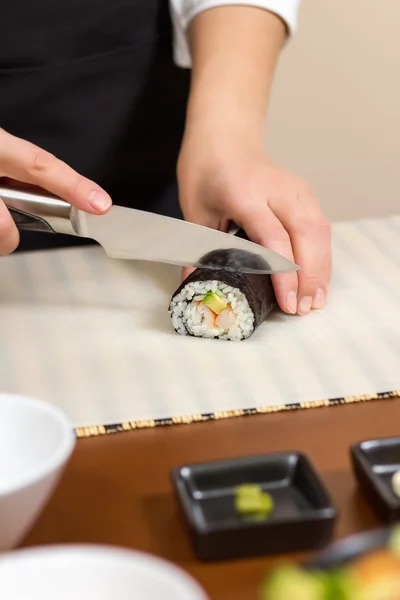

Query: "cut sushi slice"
<box><xmin>169</xmin><ymin>246</ymin><xmax>277</xmax><ymax>341</ymax></box>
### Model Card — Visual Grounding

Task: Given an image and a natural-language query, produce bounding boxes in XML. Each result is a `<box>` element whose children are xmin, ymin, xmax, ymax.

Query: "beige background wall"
<box><xmin>266</xmin><ymin>0</ymin><xmax>400</xmax><ymax>222</ymax></box>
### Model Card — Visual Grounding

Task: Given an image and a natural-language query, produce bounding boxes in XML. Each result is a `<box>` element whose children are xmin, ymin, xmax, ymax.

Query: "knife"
<box><xmin>1</xmin><ymin>184</ymin><xmax>299</xmax><ymax>275</ymax></box>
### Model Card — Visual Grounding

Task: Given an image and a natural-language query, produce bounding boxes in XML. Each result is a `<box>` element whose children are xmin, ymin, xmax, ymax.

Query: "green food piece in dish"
<box><xmin>242</xmin><ymin>513</ymin><xmax>270</xmax><ymax>524</ymax></box>
<box><xmin>202</xmin><ymin>291</ymin><xmax>227</xmax><ymax>314</ymax></box>
<box><xmin>317</xmin><ymin>570</ymin><xmax>359</xmax><ymax>600</ymax></box>
<box><xmin>234</xmin><ymin>484</ymin><xmax>274</xmax><ymax>516</ymax></box>
<box><xmin>261</xmin><ymin>566</ymin><xmax>359</xmax><ymax>600</ymax></box>
<box><xmin>388</xmin><ymin>523</ymin><xmax>400</xmax><ymax>555</ymax></box>
<box><xmin>261</xmin><ymin>566</ymin><xmax>328</xmax><ymax>600</ymax></box>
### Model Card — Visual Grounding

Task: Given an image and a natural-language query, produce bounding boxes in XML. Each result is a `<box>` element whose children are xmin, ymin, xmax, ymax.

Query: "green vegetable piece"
<box><xmin>261</xmin><ymin>565</ymin><xmax>360</xmax><ymax>600</ymax></box>
<box><xmin>242</xmin><ymin>513</ymin><xmax>269</xmax><ymax>524</ymax></box>
<box><xmin>202</xmin><ymin>291</ymin><xmax>227</xmax><ymax>314</ymax></box>
<box><xmin>388</xmin><ymin>523</ymin><xmax>400</xmax><ymax>555</ymax></box>
<box><xmin>234</xmin><ymin>484</ymin><xmax>274</xmax><ymax>517</ymax></box>
<box><xmin>316</xmin><ymin>569</ymin><xmax>359</xmax><ymax>600</ymax></box>
<box><xmin>261</xmin><ymin>566</ymin><xmax>327</xmax><ymax>600</ymax></box>
<box><xmin>235</xmin><ymin>484</ymin><xmax>261</xmax><ymax>496</ymax></box>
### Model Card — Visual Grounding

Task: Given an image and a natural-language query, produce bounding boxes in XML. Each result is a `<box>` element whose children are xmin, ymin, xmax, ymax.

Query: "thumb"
<box><xmin>182</xmin><ymin>200</ymin><xmax>222</xmax><ymax>231</ymax></box>
<box><xmin>181</xmin><ymin>265</ymin><xmax>195</xmax><ymax>281</ymax></box>
<box><xmin>234</xmin><ymin>204</ymin><xmax>299</xmax><ymax>315</ymax></box>
<box><xmin>180</xmin><ymin>203</ymin><xmax>224</xmax><ymax>282</ymax></box>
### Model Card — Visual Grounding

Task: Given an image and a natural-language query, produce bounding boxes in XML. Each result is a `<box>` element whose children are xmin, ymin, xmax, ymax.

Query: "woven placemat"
<box><xmin>75</xmin><ymin>391</ymin><xmax>400</xmax><ymax>438</ymax></box>
<box><xmin>1</xmin><ymin>215</ymin><xmax>400</xmax><ymax>438</ymax></box>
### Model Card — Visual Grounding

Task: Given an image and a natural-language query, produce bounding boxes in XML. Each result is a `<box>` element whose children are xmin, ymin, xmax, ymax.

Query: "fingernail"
<box><xmin>297</xmin><ymin>296</ymin><xmax>312</xmax><ymax>316</ymax></box>
<box><xmin>88</xmin><ymin>190</ymin><xmax>111</xmax><ymax>213</ymax></box>
<box><xmin>286</xmin><ymin>290</ymin><xmax>297</xmax><ymax>314</ymax></box>
<box><xmin>312</xmin><ymin>288</ymin><xmax>326</xmax><ymax>310</ymax></box>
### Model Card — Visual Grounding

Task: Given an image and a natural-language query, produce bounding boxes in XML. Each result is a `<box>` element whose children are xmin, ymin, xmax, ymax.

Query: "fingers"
<box><xmin>271</xmin><ymin>194</ymin><xmax>331</xmax><ymax>315</ymax></box>
<box><xmin>0</xmin><ymin>129</ymin><xmax>112</xmax><ymax>214</ymax></box>
<box><xmin>237</xmin><ymin>204</ymin><xmax>299</xmax><ymax>314</ymax></box>
<box><xmin>0</xmin><ymin>198</ymin><xmax>19</xmax><ymax>255</ymax></box>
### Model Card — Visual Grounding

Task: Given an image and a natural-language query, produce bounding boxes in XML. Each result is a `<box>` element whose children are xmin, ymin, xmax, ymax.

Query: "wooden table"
<box><xmin>22</xmin><ymin>399</ymin><xmax>399</xmax><ymax>600</ymax></box>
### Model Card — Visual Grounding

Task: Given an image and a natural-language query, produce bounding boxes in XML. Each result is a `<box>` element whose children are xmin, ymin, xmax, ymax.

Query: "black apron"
<box><xmin>0</xmin><ymin>0</ymin><xmax>190</xmax><ymax>251</ymax></box>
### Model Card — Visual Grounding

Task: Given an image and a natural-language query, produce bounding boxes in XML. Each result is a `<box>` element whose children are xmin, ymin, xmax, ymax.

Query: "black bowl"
<box><xmin>350</xmin><ymin>436</ymin><xmax>400</xmax><ymax>523</ymax></box>
<box><xmin>171</xmin><ymin>451</ymin><xmax>337</xmax><ymax>562</ymax></box>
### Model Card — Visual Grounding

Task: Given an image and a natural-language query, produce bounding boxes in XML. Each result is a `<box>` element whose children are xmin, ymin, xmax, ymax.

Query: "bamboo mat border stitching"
<box><xmin>75</xmin><ymin>390</ymin><xmax>400</xmax><ymax>438</ymax></box>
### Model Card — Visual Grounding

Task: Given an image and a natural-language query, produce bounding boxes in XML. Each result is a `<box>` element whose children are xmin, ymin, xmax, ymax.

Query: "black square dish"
<box><xmin>171</xmin><ymin>452</ymin><xmax>337</xmax><ymax>561</ymax></box>
<box><xmin>350</xmin><ymin>436</ymin><xmax>400</xmax><ymax>523</ymax></box>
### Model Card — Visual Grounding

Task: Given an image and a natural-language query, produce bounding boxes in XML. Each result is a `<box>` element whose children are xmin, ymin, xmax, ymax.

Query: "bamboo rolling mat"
<box><xmin>1</xmin><ymin>215</ymin><xmax>400</xmax><ymax>437</ymax></box>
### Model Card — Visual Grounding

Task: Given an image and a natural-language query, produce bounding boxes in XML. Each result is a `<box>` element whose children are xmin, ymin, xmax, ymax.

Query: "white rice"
<box><xmin>169</xmin><ymin>280</ymin><xmax>255</xmax><ymax>341</ymax></box>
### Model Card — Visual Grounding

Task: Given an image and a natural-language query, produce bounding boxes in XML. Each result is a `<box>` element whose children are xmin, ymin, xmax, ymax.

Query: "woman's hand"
<box><xmin>0</xmin><ymin>128</ymin><xmax>112</xmax><ymax>255</ymax></box>
<box><xmin>179</xmin><ymin>5</ymin><xmax>331</xmax><ymax>316</ymax></box>
<box><xmin>178</xmin><ymin>129</ymin><xmax>331</xmax><ymax>316</ymax></box>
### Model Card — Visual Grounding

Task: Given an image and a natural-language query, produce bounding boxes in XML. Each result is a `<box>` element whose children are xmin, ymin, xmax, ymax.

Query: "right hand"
<box><xmin>0</xmin><ymin>128</ymin><xmax>112</xmax><ymax>255</ymax></box>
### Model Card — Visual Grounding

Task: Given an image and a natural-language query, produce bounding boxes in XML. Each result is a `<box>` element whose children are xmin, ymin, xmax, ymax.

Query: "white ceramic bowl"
<box><xmin>0</xmin><ymin>544</ymin><xmax>209</xmax><ymax>599</ymax></box>
<box><xmin>0</xmin><ymin>393</ymin><xmax>76</xmax><ymax>551</ymax></box>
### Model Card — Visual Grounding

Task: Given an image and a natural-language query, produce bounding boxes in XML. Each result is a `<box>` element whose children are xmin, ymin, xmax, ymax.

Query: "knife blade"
<box><xmin>1</xmin><ymin>185</ymin><xmax>299</xmax><ymax>275</ymax></box>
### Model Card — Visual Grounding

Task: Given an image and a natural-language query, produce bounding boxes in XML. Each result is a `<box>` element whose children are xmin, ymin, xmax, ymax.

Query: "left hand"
<box><xmin>177</xmin><ymin>129</ymin><xmax>332</xmax><ymax>316</ymax></box>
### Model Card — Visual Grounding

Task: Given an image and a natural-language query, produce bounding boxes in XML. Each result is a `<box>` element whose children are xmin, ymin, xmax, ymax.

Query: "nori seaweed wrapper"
<box><xmin>170</xmin><ymin>230</ymin><xmax>277</xmax><ymax>338</ymax></box>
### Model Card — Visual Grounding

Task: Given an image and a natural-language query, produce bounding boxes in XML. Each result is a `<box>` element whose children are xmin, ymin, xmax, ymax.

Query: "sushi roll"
<box><xmin>169</xmin><ymin>245</ymin><xmax>277</xmax><ymax>341</ymax></box>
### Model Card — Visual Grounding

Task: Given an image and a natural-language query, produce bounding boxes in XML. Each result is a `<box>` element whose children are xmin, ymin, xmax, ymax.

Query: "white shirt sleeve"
<box><xmin>169</xmin><ymin>0</ymin><xmax>302</xmax><ymax>68</ymax></box>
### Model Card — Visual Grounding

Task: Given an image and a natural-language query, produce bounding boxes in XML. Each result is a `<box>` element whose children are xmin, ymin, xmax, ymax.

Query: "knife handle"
<box><xmin>0</xmin><ymin>185</ymin><xmax>76</xmax><ymax>236</ymax></box>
